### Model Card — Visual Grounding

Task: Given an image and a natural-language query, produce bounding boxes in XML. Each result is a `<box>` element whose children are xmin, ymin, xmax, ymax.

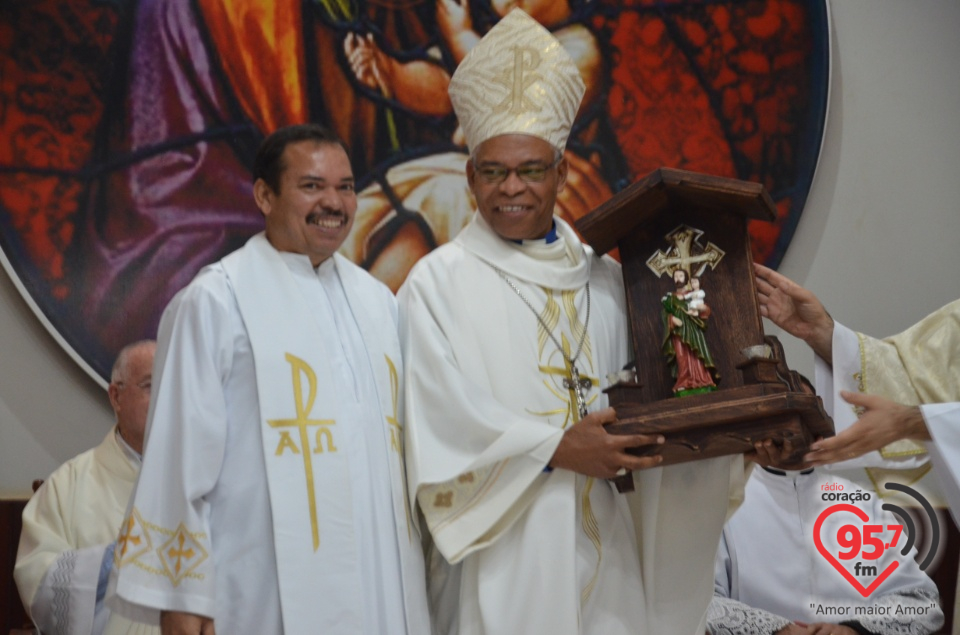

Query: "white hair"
<box><xmin>110</xmin><ymin>340</ymin><xmax>156</xmax><ymax>384</ymax></box>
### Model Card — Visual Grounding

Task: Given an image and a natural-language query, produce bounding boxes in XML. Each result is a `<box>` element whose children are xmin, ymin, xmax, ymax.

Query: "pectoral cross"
<box><xmin>564</xmin><ymin>365</ymin><xmax>593</xmax><ymax>420</ymax></box>
<box><xmin>538</xmin><ymin>335</ymin><xmax>597</xmax><ymax>424</ymax></box>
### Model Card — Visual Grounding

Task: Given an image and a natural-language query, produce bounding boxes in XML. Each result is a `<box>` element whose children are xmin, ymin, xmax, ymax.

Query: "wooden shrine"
<box><xmin>575</xmin><ymin>167</ymin><xmax>833</xmax><ymax>493</ymax></box>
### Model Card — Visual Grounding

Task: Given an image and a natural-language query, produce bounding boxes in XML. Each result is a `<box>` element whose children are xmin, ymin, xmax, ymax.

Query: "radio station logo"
<box><xmin>814</xmin><ymin>482</ymin><xmax>939</xmax><ymax>598</ymax></box>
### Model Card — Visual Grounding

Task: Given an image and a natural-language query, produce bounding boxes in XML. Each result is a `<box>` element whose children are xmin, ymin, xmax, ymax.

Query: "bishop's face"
<box><xmin>255</xmin><ymin>140</ymin><xmax>357</xmax><ymax>266</ymax></box>
<box><xmin>467</xmin><ymin>134</ymin><xmax>567</xmax><ymax>242</ymax></box>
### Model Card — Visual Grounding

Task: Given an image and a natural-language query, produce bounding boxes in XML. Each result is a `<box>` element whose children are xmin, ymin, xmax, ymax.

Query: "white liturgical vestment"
<box><xmin>15</xmin><ymin>428</ymin><xmax>158</xmax><ymax>635</ymax></box>
<box><xmin>816</xmin><ymin>300</ymin><xmax>960</xmax><ymax>521</ymax></box>
<box><xmin>399</xmin><ymin>213</ymin><xmax>745</xmax><ymax>635</ymax></box>
<box><xmin>108</xmin><ymin>233</ymin><xmax>430</xmax><ymax>634</ymax></box>
<box><xmin>708</xmin><ymin>467</ymin><xmax>942</xmax><ymax>635</ymax></box>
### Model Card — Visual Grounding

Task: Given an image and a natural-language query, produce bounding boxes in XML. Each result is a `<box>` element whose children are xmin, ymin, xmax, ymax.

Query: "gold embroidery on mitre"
<box><xmin>157</xmin><ymin>523</ymin><xmax>209</xmax><ymax>587</ymax></box>
<box><xmin>458</xmin><ymin>472</ymin><xmax>475</xmax><ymax>483</ymax></box>
<box><xmin>448</xmin><ymin>8</ymin><xmax>586</xmax><ymax>152</ymax></box>
<box><xmin>492</xmin><ymin>46</ymin><xmax>543</xmax><ymax>115</ymax></box>
<box><xmin>434</xmin><ymin>491</ymin><xmax>454</xmax><ymax>508</ymax></box>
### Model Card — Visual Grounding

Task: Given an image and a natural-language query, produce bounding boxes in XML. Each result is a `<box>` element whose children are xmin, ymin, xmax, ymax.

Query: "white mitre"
<box><xmin>448</xmin><ymin>8</ymin><xmax>586</xmax><ymax>153</ymax></box>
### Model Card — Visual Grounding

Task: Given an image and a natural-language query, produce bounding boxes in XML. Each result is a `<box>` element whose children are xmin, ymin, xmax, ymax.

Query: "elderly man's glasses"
<box><xmin>115</xmin><ymin>379</ymin><xmax>152</xmax><ymax>393</ymax></box>
<box><xmin>474</xmin><ymin>158</ymin><xmax>559</xmax><ymax>184</ymax></box>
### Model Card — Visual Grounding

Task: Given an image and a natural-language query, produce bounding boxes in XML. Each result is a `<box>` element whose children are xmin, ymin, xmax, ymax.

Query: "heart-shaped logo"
<box><xmin>813</xmin><ymin>503</ymin><xmax>900</xmax><ymax>598</ymax></box>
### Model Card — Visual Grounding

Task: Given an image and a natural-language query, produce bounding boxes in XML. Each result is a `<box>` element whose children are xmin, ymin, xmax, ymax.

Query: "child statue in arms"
<box><xmin>662</xmin><ymin>269</ymin><xmax>719</xmax><ymax>396</ymax></box>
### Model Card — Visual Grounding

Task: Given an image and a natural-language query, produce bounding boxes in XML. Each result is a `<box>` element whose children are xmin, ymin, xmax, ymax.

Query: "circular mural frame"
<box><xmin>0</xmin><ymin>0</ymin><xmax>830</xmax><ymax>386</ymax></box>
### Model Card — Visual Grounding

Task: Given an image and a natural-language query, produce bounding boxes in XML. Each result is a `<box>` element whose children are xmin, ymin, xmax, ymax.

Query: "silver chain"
<box><xmin>491</xmin><ymin>266</ymin><xmax>591</xmax><ymax>369</ymax></box>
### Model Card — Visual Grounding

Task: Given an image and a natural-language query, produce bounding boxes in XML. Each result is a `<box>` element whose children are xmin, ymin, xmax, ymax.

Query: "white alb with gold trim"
<box><xmin>400</xmin><ymin>214</ymin><xmax>745</xmax><ymax>635</ymax></box>
<box><xmin>107</xmin><ymin>233</ymin><xmax>429</xmax><ymax>634</ymax></box>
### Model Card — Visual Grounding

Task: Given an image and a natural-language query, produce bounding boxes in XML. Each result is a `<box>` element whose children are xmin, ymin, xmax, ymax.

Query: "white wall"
<box><xmin>774</xmin><ymin>0</ymin><xmax>960</xmax><ymax>375</ymax></box>
<box><xmin>0</xmin><ymin>267</ymin><xmax>110</xmax><ymax>497</ymax></box>
<box><xmin>1</xmin><ymin>0</ymin><xmax>958</xmax><ymax>495</ymax></box>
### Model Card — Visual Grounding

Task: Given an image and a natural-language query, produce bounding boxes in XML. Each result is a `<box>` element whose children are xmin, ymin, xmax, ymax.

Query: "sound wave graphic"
<box><xmin>882</xmin><ymin>482</ymin><xmax>940</xmax><ymax>571</ymax></box>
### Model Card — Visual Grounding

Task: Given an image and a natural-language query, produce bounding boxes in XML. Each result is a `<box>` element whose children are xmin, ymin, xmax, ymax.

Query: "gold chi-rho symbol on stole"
<box><xmin>268</xmin><ymin>353</ymin><xmax>336</xmax><ymax>551</ymax></box>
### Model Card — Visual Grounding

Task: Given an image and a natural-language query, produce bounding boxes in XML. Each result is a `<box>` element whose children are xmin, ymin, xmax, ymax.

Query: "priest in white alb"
<box><xmin>754</xmin><ymin>263</ymin><xmax>960</xmax><ymax>521</ymax></box>
<box><xmin>15</xmin><ymin>340</ymin><xmax>159</xmax><ymax>635</ymax></box>
<box><xmin>106</xmin><ymin>125</ymin><xmax>430</xmax><ymax>634</ymax></box>
<box><xmin>399</xmin><ymin>10</ymin><xmax>747</xmax><ymax>635</ymax></box>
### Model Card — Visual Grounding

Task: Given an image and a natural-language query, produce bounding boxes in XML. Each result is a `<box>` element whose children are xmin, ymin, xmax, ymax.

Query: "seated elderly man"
<box><xmin>15</xmin><ymin>340</ymin><xmax>158</xmax><ymax>635</ymax></box>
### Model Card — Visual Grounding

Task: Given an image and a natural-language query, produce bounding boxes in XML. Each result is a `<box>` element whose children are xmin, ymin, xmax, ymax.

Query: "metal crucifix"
<box><xmin>563</xmin><ymin>365</ymin><xmax>592</xmax><ymax>420</ymax></box>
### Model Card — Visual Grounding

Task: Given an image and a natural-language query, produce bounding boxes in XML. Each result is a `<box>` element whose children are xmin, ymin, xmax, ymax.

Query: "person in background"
<box><xmin>15</xmin><ymin>340</ymin><xmax>159</xmax><ymax>635</ymax></box>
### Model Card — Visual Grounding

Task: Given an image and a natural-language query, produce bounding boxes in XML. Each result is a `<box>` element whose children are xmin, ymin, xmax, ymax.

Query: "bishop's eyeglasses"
<box><xmin>474</xmin><ymin>158</ymin><xmax>560</xmax><ymax>184</ymax></box>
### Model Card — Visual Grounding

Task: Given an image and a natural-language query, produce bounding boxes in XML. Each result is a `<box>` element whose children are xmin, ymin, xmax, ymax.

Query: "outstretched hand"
<box><xmin>803</xmin><ymin>391</ymin><xmax>929</xmax><ymax>466</ymax></box>
<box><xmin>753</xmin><ymin>263</ymin><xmax>834</xmax><ymax>361</ymax></box>
<box><xmin>550</xmin><ymin>407</ymin><xmax>664</xmax><ymax>479</ymax></box>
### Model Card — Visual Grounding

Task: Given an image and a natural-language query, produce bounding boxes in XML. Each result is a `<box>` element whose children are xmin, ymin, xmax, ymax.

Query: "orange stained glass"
<box><xmin>197</xmin><ymin>0</ymin><xmax>308</xmax><ymax>133</ymax></box>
